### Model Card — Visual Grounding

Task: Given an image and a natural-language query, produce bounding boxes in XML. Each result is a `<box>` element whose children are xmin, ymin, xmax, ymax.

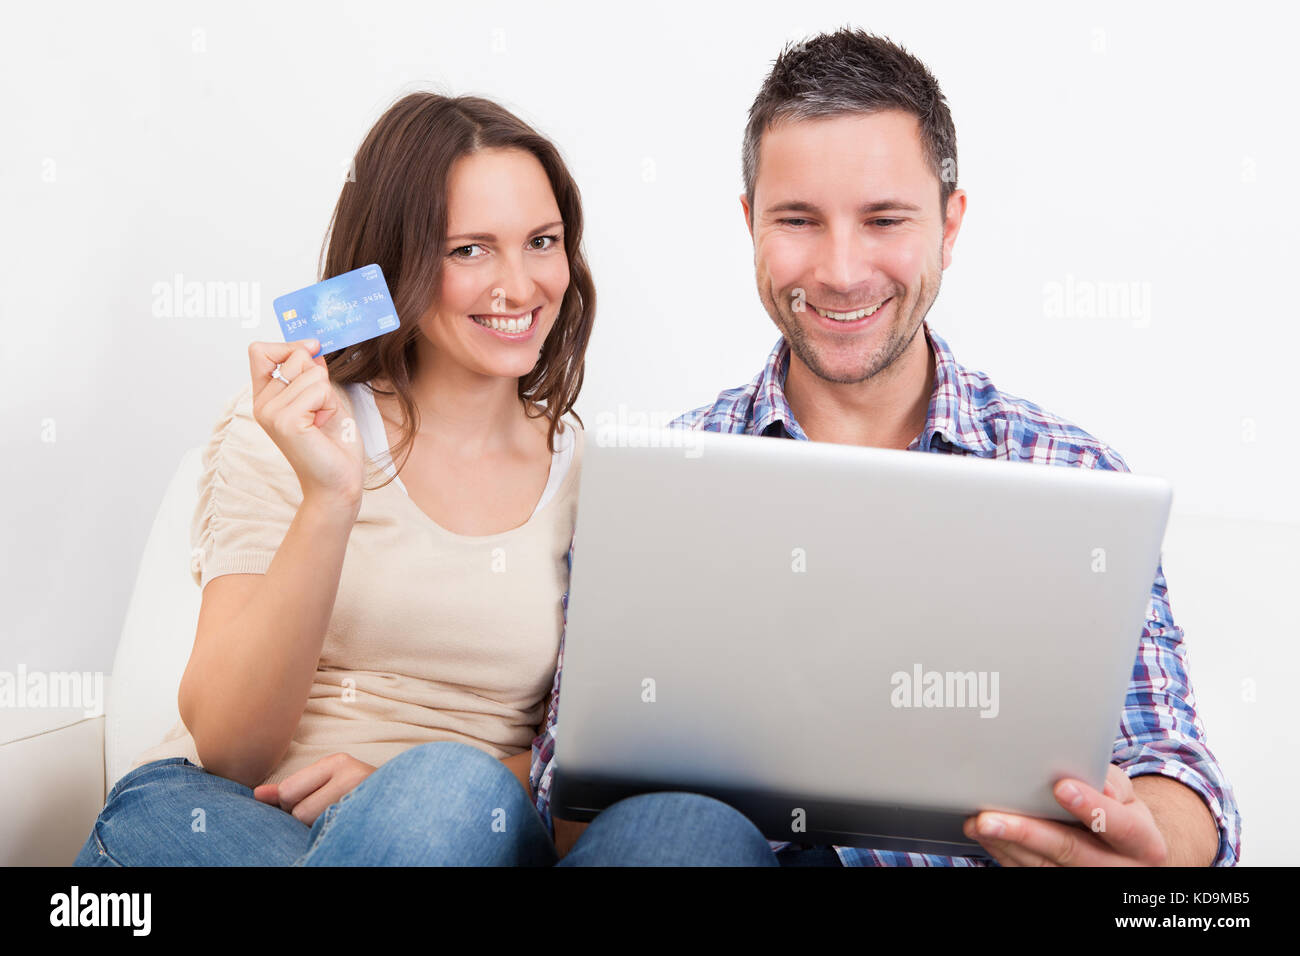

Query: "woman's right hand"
<box><xmin>247</xmin><ymin>338</ymin><xmax>365</xmax><ymax>508</ymax></box>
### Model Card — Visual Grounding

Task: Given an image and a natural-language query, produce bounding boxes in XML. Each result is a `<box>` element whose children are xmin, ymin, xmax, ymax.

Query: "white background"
<box><xmin>2</xmin><ymin>0</ymin><xmax>1295</xmax><ymax>863</ymax></box>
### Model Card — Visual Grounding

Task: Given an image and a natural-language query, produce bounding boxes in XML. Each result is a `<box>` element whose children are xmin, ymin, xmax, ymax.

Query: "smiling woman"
<box><xmin>319</xmin><ymin>94</ymin><xmax>596</xmax><ymax>464</ymax></box>
<box><xmin>67</xmin><ymin>93</ymin><xmax>602</xmax><ymax>868</ymax></box>
<box><xmin>72</xmin><ymin>91</ymin><xmax>782</xmax><ymax>868</ymax></box>
<box><xmin>71</xmin><ymin>92</ymin><xmax>776</xmax><ymax>868</ymax></box>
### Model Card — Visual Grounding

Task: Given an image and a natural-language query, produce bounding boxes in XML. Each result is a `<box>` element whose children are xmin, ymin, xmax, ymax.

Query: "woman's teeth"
<box><xmin>471</xmin><ymin>310</ymin><xmax>534</xmax><ymax>332</ymax></box>
<box><xmin>811</xmin><ymin>299</ymin><xmax>889</xmax><ymax>321</ymax></box>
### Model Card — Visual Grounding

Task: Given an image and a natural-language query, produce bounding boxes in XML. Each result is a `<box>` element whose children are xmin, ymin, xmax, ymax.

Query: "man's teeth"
<box><xmin>811</xmin><ymin>300</ymin><xmax>888</xmax><ymax>321</ymax></box>
<box><xmin>472</xmin><ymin>310</ymin><xmax>534</xmax><ymax>332</ymax></box>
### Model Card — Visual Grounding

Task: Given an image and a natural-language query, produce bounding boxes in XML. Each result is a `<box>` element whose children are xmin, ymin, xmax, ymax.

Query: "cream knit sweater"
<box><xmin>129</xmin><ymin>381</ymin><xmax>581</xmax><ymax>787</ymax></box>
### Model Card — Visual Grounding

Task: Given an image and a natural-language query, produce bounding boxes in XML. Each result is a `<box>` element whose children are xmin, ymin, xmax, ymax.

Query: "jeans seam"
<box><xmin>294</xmin><ymin>801</ymin><xmax>345</xmax><ymax>866</ymax></box>
<box><xmin>90</xmin><ymin>820</ymin><xmax>124</xmax><ymax>867</ymax></box>
<box><xmin>106</xmin><ymin>757</ymin><xmax>193</xmax><ymax>803</ymax></box>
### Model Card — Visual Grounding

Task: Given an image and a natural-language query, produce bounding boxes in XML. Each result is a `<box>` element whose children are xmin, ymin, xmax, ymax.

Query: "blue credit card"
<box><xmin>272</xmin><ymin>263</ymin><xmax>400</xmax><ymax>356</ymax></box>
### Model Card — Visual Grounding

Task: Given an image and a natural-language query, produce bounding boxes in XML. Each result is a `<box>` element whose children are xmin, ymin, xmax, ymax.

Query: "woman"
<box><xmin>73</xmin><ymin>92</ymin><xmax>775</xmax><ymax>866</ymax></box>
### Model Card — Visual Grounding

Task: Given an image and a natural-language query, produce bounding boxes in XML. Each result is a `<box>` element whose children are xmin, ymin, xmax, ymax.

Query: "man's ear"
<box><xmin>941</xmin><ymin>188</ymin><xmax>967</xmax><ymax>271</ymax></box>
<box><xmin>740</xmin><ymin>192</ymin><xmax>754</xmax><ymax>239</ymax></box>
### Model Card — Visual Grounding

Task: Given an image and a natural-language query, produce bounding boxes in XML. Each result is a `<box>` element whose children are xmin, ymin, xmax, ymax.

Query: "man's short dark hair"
<box><xmin>742</xmin><ymin>27</ymin><xmax>958</xmax><ymax>215</ymax></box>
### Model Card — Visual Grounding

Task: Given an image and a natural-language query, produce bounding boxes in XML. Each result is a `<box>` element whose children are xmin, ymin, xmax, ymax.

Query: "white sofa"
<box><xmin>0</xmin><ymin>445</ymin><xmax>1276</xmax><ymax>865</ymax></box>
<box><xmin>0</xmin><ymin>447</ymin><xmax>204</xmax><ymax>866</ymax></box>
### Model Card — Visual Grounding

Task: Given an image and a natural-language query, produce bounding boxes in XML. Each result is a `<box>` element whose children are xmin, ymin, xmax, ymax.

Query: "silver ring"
<box><xmin>271</xmin><ymin>363</ymin><xmax>293</xmax><ymax>387</ymax></box>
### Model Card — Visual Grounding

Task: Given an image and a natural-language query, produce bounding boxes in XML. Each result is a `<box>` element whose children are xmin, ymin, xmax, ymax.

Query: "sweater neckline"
<box><xmin>345</xmin><ymin>380</ymin><xmax>580</xmax><ymax>543</ymax></box>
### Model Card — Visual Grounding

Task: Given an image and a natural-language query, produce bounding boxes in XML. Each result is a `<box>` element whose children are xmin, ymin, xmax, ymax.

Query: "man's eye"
<box><xmin>780</xmin><ymin>218</ymin><xmax>811</xmax><ymax>227</ymax></box>
<box><xmin>872</xmin><ymin>219</ymin><xmax>902</xmax><ymax>227</ymax></box>
<box><xmin>530</xmin><ymin>234</ymin><xmax>562</xmax><ymax>250</ymax></box>
<box><xmin>449</xmin><ymin>244</ymin><xmax>485</xmax><ymax>259</ymax></box>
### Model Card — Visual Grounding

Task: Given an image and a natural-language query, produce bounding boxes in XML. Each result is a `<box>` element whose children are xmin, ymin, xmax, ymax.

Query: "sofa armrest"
<box><xmin>0</xmin><ymin>708</ymin><xmax>106</xmax><ymax>866</ymax></box>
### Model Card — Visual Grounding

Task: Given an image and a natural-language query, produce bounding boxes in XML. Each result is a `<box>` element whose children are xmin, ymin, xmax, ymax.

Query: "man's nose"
<box><xmin>815</xmin><ymin>226</ymin><xmax>871</xmax><ymax>295</ymax></box>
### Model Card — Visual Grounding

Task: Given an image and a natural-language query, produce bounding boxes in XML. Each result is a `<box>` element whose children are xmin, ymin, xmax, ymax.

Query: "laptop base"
<box><xmin>552</xmin><ymin>767</ymin><xmax>995</xmax><ymax>859</ymax></box>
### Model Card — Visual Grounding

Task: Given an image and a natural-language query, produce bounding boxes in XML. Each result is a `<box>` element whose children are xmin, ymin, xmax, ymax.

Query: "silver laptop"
<box><xmin>551</xmin><ymin>426</ymin><xmax>1171</xmax><ymax>857</ymax></box>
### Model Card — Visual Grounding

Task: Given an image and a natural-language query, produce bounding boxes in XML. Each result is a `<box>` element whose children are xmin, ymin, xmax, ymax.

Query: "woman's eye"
<box><xmin>530</xmin><ymin>234</ymin><xmax>562</xmax><ymax>250</ymax></box>
<box><xmin>449</xmin><ymin>244</ymin><xmax>485</xmax><ymax>259</ymax></box>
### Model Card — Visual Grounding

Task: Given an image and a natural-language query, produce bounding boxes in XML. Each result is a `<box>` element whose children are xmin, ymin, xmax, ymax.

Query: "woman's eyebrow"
<box><xmin>446</xmin><ymin>220</ymin><xmax>565</xmax><ymax>242</ymax></box>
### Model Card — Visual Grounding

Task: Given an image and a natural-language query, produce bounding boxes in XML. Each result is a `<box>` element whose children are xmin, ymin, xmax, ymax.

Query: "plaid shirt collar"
<box><xmin>743</xmin><ymin>320</ymin><xmax>997</xmax><ymax>456</ymax></box>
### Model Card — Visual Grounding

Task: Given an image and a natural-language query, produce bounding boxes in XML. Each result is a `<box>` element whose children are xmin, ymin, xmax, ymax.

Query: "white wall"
<box><xmin>2</xmin><ymin>0</ymin><xmax>1294</xmax><ymax>863</ymax></box>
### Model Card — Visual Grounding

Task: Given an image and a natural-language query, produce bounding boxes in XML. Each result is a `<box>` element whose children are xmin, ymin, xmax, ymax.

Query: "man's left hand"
<box><xmin>963</xmin><ymin>764</ymin><xmax>1169</xmax><ymax>866</ymax></box>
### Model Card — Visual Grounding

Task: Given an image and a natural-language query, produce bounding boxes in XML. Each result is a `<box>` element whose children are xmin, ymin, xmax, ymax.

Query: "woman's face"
<box><xmin>419</xmin><ymin>147</ymin><xmax>570</xmax><ymax>381</ymax></box>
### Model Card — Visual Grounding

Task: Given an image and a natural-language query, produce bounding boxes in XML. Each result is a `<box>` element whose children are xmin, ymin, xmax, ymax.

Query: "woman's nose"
<box><xmin>490</xmin><ymin>254</ymin><xmax>535</xmax><ymax>312</ymax></box>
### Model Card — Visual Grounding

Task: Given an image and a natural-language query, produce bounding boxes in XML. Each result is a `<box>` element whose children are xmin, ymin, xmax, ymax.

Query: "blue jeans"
<box><xmin>73</xmin><ymin>741</ymin><xmax>780</xmax><ymax>866</ymax></box>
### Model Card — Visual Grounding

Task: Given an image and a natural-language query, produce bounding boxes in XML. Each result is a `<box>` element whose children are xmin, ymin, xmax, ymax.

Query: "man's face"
<box><xmin>743</xmin><ymin>109</ymin><xmax>964</xmax><ymax>384</ymax></box>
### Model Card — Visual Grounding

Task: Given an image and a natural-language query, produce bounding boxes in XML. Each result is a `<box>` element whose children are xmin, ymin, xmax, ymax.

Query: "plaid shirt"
<box><xmin>531</xmin><ymin>320</ymin><xmax>1243</xmax><ymax>866</ymax></box>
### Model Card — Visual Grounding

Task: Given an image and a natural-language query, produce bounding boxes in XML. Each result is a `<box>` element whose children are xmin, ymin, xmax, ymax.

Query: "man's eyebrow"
<box><xmin>859</xmin><ymin>199</ymin><xmax>923</xmax><ymax>214</ymax></box>
<box><xmin>763</xmin><ymin>200</ymin><xmax>923</xmax><ymax>216</ymax></box>
<box><xmin>446</xmin><ymin>220</ymin><xmax>565</xmax><ymax>242</ymax></box>
<box><xmin>763</xmin><ymin>200</ymin><xmax>822</xmax><ymax>217</ymax></box>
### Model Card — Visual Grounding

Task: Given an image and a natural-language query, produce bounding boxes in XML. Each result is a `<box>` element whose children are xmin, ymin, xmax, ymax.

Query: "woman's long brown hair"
<box><xmin>318</xmin><ymin>92</ymin><xmax>596</xmax><ymax>490</ymax></box>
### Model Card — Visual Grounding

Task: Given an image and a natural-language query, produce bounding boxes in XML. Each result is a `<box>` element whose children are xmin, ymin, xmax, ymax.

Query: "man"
<box><xmin>532</xmin><ymin>27</ymin><xmax>1242</xmax><ymax>866</ymax></box>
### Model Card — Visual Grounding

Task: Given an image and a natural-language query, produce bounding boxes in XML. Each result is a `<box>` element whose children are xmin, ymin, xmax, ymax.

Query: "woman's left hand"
<box><xmin>253</xmin><ymin>753</ymin><xmax>378</xmax><ymax>826</ymax></box>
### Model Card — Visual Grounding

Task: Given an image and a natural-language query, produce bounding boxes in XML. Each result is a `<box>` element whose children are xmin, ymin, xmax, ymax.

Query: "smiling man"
<box><xmin>740</xmin><ymin>104</ymin><xmax>945</xmax><ymax>451</ymax></box>
<box><xmin>661</xmin><ymin>28</ymin><xmax>1243</xmax><ymax>867</ymax></box>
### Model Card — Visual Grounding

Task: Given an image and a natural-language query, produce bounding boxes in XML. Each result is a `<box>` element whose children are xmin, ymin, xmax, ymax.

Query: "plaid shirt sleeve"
<box><xmin>529</xmin><ymin>533</ymin><xmax>574</xmax><ymax>842</ymax></box>
<box><xmin>1087</xmin><ymin>446</ymin><xmax>1243</xmax><ymax>865</ymax></box>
